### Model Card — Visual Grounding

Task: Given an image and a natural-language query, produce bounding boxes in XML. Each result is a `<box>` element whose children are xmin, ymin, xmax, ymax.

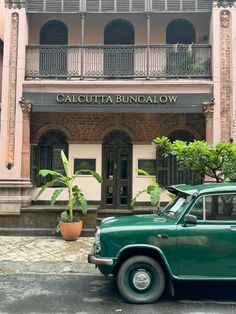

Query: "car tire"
<box><xmin>117</xmin><ymin>255</ymin><xmax>165</xmax><ymax>304</ymax></box>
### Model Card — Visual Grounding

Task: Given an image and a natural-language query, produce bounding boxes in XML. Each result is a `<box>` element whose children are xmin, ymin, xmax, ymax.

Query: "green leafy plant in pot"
<box><xmin>35</xmin><ymin>150</ymin><xmax>102</xmax><ymax>241</ymax></box>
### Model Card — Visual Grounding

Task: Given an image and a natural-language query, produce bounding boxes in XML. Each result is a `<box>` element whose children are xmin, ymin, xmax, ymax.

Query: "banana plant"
<box><xmin>35</xmin><ymin>150</ymin><xmax>102</xmax><ymax>222</ymax></box>
<box><xmin>131</xmin><ymin>169</ymin><xmax>161</xmax><ymax>212</ymax></box>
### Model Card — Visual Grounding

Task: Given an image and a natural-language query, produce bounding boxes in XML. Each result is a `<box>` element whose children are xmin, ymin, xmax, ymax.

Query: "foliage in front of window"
<box><xmin>153</xmin><ymin>136</ymin><xmax>236</xmax><ymax>183</ymax></box>
<box><xmin>216</xmin><ymin>0</ymin><xmax>236</xmax><ymax>8</ymax></box>
<box><xmin>131</xmin><ymin>169</ymin><xmax>161</xmax><ymax>211</ymax></box>
<box><xmin>35</xmin><ymin>150</ymin><xmax>102</xmax><ymax>223</ymax></box>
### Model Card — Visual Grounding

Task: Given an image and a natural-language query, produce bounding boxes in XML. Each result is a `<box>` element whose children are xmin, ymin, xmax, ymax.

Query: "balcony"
<box><xmin>25</xmin><ymin>44</ymin><xmax>212</xmax><ymax>80</ymax></box>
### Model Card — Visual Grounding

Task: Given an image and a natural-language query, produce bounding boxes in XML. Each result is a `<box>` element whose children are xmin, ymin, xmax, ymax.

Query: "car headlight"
<box><xmin>95</xmin><ymin>227</ymin><xmax>101</xmax><ymax>253</ymax></box>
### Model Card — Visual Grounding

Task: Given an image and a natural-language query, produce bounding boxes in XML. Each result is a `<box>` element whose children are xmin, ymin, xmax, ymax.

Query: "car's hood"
<box><xmin>100</xmin><ymin>214</ymin><xmax>175</xmax><ymax>231</ymax></box>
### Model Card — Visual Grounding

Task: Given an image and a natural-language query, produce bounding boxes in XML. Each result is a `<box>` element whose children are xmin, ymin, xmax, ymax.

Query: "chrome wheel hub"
<box><xmin>132</xmin><ymin>270</ymin><xmax>151</xmax><ymax>290</ymax></box>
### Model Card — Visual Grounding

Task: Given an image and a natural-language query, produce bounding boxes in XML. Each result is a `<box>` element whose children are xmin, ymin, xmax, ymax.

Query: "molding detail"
<box><xmin>220</xmin><ymin>10</ymin><xmax>230</xmax><ymax>27</ymax></box>
<box><xmin>19</xmin><ymin>98</ymin><xmax>32</xmax><ymax>114</ymax></box>
<box><xmin>202</xmin><ymin>101</ymin><xmax>215</xmax><ymax>119</ymax></box>
<box><xmin>6</xmin><ymin>13</ymin><xmax>19</xmax><ymax>170</ymax></box>
<box><xmin>217</xmin><ymin>0</ymin><xmax>236</xmax><ymax>7</ymax></box>
<box><xmin>5</xmin><ymin>0</ymin><xmax>26</xmax><ymax>9</ymax></box>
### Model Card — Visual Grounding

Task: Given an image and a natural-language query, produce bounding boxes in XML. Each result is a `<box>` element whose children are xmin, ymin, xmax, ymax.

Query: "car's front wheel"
<box><xmin>117</xmin><ymin>255</ymin><xmax>165</xmax><ymax>304</ymax></box>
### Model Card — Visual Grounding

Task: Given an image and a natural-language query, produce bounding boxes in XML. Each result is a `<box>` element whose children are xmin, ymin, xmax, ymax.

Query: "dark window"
<box><xmin>32</xmin><ymin>130</ymin><xmax>68</xmax><ymax>186</ymax></box>
<box><xmin>156</xmin><ymin>130</ymin><xmax>202</xmax><ymax>187</ymax></box>
<box><xmin>40</xmin><ymin>20</ymin><xmax>68</xmax><ymax>77</ymax></box>
<box><xmin>166</xmin><ymin>19</ymin><xmax>196</xmax><ymax>44</ymax></box>
<box><xmin>104</xmin><ymin>19</ymin><xmax>134</xmax><ymax>77</ymax></box>
<box><xmin>138</xmin><ymin>159</ymin><xmax>156</xmax><ymax>176</ymax></box>
<box><xmin>74</xmin><ymin>159</ymin><xmax>96</xmax><ymax>173</ymax></box>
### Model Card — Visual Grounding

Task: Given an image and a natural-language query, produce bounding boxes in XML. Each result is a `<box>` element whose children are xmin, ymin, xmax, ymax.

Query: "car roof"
<box><xmin>167</xmin><ymin>183</ymin><xmax>236</xmax><ymax>196</ymax></box>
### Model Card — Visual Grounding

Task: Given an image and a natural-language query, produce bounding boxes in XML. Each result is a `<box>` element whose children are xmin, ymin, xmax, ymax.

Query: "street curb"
<box><xmin>0</xmin><ymin>261</ymin><xmax>100</xmax><ymax>275</ymax></box>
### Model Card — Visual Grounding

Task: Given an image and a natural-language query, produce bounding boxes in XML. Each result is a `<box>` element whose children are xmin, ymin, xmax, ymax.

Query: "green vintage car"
<box><xmin>88</xmin><ymin>183</ymin><xmax>236</xmax><ymax>303</ymax></box>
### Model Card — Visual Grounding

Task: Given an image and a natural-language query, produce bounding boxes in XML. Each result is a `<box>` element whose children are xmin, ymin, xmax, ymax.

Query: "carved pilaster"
<box><xmin>5</xmin><ymin>0</ymin><xmax>26</xmax><ymax>9</ymax></box>
<box><xmin>202</xmin><ymin>101</ymin><xmax>215</xmax><ymax>145</ymax></box>
<box><xmin>19</xmin><ymin>98</ymin><xmax>32</xmax><ymax>180</ymax></box>
<box><xmin>220</xmin><ymin>10</ymin><xmax>230</xmax><ymax>27</ymax></box>
<box><xmin>220</xmin><ymin>10</ymin><xmax>231</xmax><ymax>142</ymax></box>
<box><xmin>5</xmin><ymin>13</ymin><xmax>19</xmax><ymax>170</ymax></box>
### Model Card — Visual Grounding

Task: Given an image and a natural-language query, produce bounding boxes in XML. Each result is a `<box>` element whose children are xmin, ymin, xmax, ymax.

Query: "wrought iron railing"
<box><xmin>25</xmin><ymin>44</ymin><xmax>212</xmax><ymax>80</ymax></box>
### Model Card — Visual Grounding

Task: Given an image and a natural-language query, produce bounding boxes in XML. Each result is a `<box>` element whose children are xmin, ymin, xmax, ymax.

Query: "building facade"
<box><xmin>0</xmin><ymin>0</ymin><xmax>234</xmax><ymax>232</ymax></box>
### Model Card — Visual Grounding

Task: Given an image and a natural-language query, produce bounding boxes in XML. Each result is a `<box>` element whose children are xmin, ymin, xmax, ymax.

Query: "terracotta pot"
<box><xmin>59</xmin><ymin>220</ymin><xmax>83</xmax><ymax>241</ymax></box>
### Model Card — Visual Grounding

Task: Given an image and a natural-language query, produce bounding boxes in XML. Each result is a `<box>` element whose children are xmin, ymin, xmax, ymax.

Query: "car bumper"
<box><xmin>87</xmin><ymin>245</ymin><xmax>113</xmax><ymax>266</ymax></box>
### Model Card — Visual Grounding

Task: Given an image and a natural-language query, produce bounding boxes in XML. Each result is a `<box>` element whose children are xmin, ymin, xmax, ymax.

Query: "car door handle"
<box><xmin>228</xmin><ymin>226</ymin><xmax>236</xmax><ymax>232</ymax></box>
<box><xmin>156</xmin><ymin>234</ymin><xmax>168</xmax><ymax>239</ymax></box>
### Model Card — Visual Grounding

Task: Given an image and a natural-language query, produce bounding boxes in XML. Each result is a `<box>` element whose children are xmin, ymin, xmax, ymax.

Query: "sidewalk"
<box><xmin>0</xmin><ymin>236</ymin><xmax>100</xmax><ymax>275</ymax></box>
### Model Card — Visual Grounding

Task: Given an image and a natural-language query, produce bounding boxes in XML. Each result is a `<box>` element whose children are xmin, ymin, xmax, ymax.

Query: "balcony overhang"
<box><xmin>23</xmin><ymin>92</ymin><xmax>212</xmax><ymax>114</ymax></box>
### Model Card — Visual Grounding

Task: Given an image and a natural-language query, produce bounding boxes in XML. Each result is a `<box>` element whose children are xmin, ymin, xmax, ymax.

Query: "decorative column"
<box><xmin>146</xmin><ymin>13</ymin><xmax>151</xmax><ymax>79</ymax></box>
<box><xmin>220</xmin><ymin>10</ymin><xmax>231</xmax><ymax>142</ymax></box>
<box><xmin>202</xmin><ymin>101</ymin><xmax>215</xmax><ymax>145</ymax></box>
<box><xmin>80</xmin><ymin>13</ymin><xmax>86</xmax><ymax>80</ymax></box>
<box><xmin>19</xmin><ymin>98</ymin><xmax>32</xmax><ymax>180</ymax></box>
<box><xmin>5</xmin><ymin>12</ymin><xmax>19</xmax><ymax>170</ymax></box>
<box><xmin>0</xmin><ymin>0</ymin><xmax>31</xmax><ymax>214</ymax></box>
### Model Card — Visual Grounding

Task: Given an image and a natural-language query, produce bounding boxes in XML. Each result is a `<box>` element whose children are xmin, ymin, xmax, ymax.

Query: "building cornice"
<box><xmin>216</xmin><ymin>0</ymin><xmax>236</xmax><ymax>8</ymax></box>
<box><xmin>5</xmin><ymin>0</ymin><xmax>25</xmax><ymax>9</ymax></box>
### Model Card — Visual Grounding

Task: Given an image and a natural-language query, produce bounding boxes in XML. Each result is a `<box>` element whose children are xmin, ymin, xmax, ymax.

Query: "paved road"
<box><xmin>1</xmin><ymin>273</ymin><xmax>236</xmax><ymax>314</ymax></box>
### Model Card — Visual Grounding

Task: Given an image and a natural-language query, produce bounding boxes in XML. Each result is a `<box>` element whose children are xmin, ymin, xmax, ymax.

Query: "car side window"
<box><xmin>189</xmin><ymin>193</ymin><xmax>236</xmax><ymax>221</ymax></box>
<box><xmin>189</xmin><ymin>197</ymin><xmax>204</xmax><ymax>220</ymax></box>
<box><xmin>207</xmin><ymin>194</ymin><xmax>236</xmax><ymax>221</ymax></box>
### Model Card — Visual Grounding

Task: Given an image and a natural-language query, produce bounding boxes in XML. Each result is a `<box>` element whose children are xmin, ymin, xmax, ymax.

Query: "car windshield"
<box><xmin>160</xmin><ymin>193</ymin><xmax>192</xmax><ymax>219</ymax></box>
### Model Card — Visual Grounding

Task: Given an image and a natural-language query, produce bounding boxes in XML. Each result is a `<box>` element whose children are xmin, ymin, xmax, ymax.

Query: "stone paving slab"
<box><xmin>0</xmin><ymin>236</ymin><xmax>99</xmax><ymax>274</ymax></box>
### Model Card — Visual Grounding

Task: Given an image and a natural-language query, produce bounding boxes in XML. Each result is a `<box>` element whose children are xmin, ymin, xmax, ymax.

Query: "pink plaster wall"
<box><xmin>0</xmin><ymin>8</ymin><xmax>28</xmax><ymax>180</ymax></box>
<box><xmin>0</xmin><ymin>2</ymin><xmax>4</xmax><ymax>41</ymax></box>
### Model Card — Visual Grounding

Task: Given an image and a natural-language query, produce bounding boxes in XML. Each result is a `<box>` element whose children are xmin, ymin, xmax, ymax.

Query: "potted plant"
<box><xmin>35</xmin><ymin>150</ymin><xmax>102</xmax><ymax>241</ymax></box>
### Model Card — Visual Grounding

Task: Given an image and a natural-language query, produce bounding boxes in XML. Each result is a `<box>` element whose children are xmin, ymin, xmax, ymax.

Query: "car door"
<box><xmin>176</xmin><ymin>193</ymin><xmax>236</xmax><ymax>278</ymax></box>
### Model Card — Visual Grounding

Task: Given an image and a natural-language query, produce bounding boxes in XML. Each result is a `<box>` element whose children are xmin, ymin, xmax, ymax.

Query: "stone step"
<box><xmin>0</xmin><ymin>205</ymin><xmax>98</xmax><ymax>236</ymax></box>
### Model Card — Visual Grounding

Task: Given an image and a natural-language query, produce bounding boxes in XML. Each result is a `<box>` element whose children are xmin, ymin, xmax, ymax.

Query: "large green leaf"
<box><xmin>38</xmin><ymin>169</ymin><xmax>62</xmax><ymax>177</ymax></box>
<box><xmin>74</xmin><ymin>169</ymin><xmax>103</xmax><ymax>183</ymax></box>
<box><xmin>50</xmin><ymin>188</ymin><xmax>64</xmax><ymax>205</ymax></box>
<box><xmin>72</xmin><ymin>186</ymin><xmax>88</xmax><ymax>215</ymax></box>
<box><xmin>150</xmin><ymin>187</ymin><xmax>161</xmax><ymax>207</ymax></box>
<box><xmin>137</xmin><ymin>169</ymin><xmax>158</xmax><ymax>186</ymax></box>
<box><xmin>35</xmin><ymin>179</ymin><xmax>62</xmax><ymax>200</ymax></box>
<box><xmin>61</xmin><ymin>150</ymin><xmax>69</xmax><ymax>177</ymax></box>
<box><xmin>79</xmin><ymin>195</ymin><xmax>88</xmax><ymax>215</ymax></box>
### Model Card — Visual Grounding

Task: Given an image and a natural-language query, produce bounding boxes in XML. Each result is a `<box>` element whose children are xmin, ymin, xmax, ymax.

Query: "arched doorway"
<box><xmin>104</xmin><ymin>19</ymin><xmax>134</xmax><ymax>77</ymax></box>
<box><xmin>102</xmin><ymin>130</ymin><xmax>132</xmax><ymax>209</ymax></box>
<box><xmin>40</xmin><ymin>20</ymin><xmax>68</xmax><ymax>77</ymax></box>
